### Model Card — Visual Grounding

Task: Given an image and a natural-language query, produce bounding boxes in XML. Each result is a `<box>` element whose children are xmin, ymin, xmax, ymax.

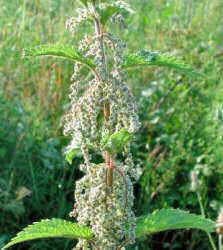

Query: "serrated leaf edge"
<box><xmin>2</xmin><ymin>218</ymin><xmax>94</xmax><ymax>249</ymax></box>
<box><xmin>136</xmin><ymin>208</ymin><xmax>215</xmax><ymax>238</ymax></box>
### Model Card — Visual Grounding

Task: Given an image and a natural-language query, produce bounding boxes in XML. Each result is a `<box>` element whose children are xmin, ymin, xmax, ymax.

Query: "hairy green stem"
<box><xmin>91</xmin><ymin>2</ymin><xmax>115</xmax><ymax>189</ymax></box>
<box><xmin>219</xmin><ymin>235</ymin><xmax>222</xmax><ymax>250</ymax></box>
<box><xmin>196</xmin><ymin>192</ymin><xmax>217</xmax><ymax>250</ymax></box>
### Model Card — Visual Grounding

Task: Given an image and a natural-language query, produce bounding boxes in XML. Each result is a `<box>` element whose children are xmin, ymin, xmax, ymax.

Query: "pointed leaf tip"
<box><xmin>3</xmin><ymin>218</ymin><xmax>94</xmax><ymax>249</ymax></box>
<box><xmin>136</xmin><ymin>208</ymin><xmax>215</xmax><ymax>238</ymax></box>
<box><xmin>23</xmin><ymin>44</ymin><xmax>96</xmax><ymax>69</ymax></box>
<box><xmin>122</xmin><ymin>50</ymin><xmax>204</xmax><ymax>78</ymax></box>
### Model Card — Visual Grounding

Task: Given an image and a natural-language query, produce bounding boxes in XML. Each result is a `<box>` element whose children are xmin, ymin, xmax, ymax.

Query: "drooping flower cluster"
<box><xmin>72</xmin><ymin>163</ymin><xmax>136</xmax><ymax>249</ymax></box>
<box><xmin>66</xmin><ymin>1</ymin><xmax>134</xmax><ymax>34</ymax></box>
<box><xmin>66</xmin><ymin>8</ymin><xmax>92</xmax><ymax>34</ymax></box>
<box><xmin>64</xmin><ymin>1</ymin><xmax>140</xmax><ymax>249</ymax></box>
<box><xmin>63</xmin><ymin>34</ymin><xmax>140</xmax><ymax>165</ymax></box>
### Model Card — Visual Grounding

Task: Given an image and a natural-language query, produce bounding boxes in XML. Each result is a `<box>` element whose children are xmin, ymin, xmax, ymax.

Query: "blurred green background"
<box><xmin>1</xmin><ymin>0</ymin><xmax>223</xmax><ymax>249</ymax></box>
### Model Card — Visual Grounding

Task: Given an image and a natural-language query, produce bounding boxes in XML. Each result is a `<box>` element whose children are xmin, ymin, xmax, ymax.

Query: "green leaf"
<box><xmin>80</xmin><ymin>0</ymin><xmax>88</xmax><ymax>6</ymax></box>
<box><xmin>80</xmin><ymin>0</ymin><xmax>95</xmax><ymax>6</ymax></box>
<box><xmin>65</xmin><ymin>149</ymin><xmax>82</xmax><ymax>165</ymax></box>
<box><xmin>23</xmin><ymin>44</ymin><xmax>96</xmax><ymax>69</ymax></box>
<box><xmin>136</xmin><ymin>208</ymin><xmax>215</xmax><ymax>238</ymax></box>
<box><xmin>99</xmin><ymin>4</ymin><xmax>134</xmax><ymax>25</ymax></box>
<box><xmin>0</xmin><ymin>235</ymin><xmax>9</xmax><ymax>249</ymax></box>
<box><xmin>100</xmin><ymin>6</ymin><xmax>119</xmax><ymax>25</ymax></box>
<box><xmin>102</xmin><ymin>128</ymin><xmax>133</xmax><ymax>153</ymax></box>
<box><xmin>3</xmin><ymin>219</ymin><xmax>94</xmax><ymax>249</ymax></box>
<box><xmin>122</xmin><ymin>50</ymin><xmax>203</xmax><ymax>77</ymax></box>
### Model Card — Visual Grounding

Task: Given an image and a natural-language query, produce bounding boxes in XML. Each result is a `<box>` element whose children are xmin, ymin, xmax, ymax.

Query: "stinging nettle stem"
<box><xmin>65</xmin><ymin>1</ymin><xmax>140</xmax><ymax>249</ymax></box>
<box><xmin>92</xmin><ymin>2</ymin><xmax>114</xmax><ymax>190</ymax></box>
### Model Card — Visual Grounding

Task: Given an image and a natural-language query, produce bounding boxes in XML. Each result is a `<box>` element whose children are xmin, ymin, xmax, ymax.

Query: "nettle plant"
<box><xmin>3</xmin><ymin>0</ymin><xmax>220</xmax><ymax>249</ymax></box>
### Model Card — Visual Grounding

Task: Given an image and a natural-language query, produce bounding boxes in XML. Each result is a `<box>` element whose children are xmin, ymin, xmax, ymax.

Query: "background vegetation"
<box><xmin>1</xmin><ymin>0</ymin><xmax>223</xmax><ymax>249</ymax></box>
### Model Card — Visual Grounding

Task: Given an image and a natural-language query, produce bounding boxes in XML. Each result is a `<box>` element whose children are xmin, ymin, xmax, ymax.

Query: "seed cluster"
<box><xmin>64</xmin><ymin>1</ymin><xmax>140</xmax><ymax>249</ymax></box>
